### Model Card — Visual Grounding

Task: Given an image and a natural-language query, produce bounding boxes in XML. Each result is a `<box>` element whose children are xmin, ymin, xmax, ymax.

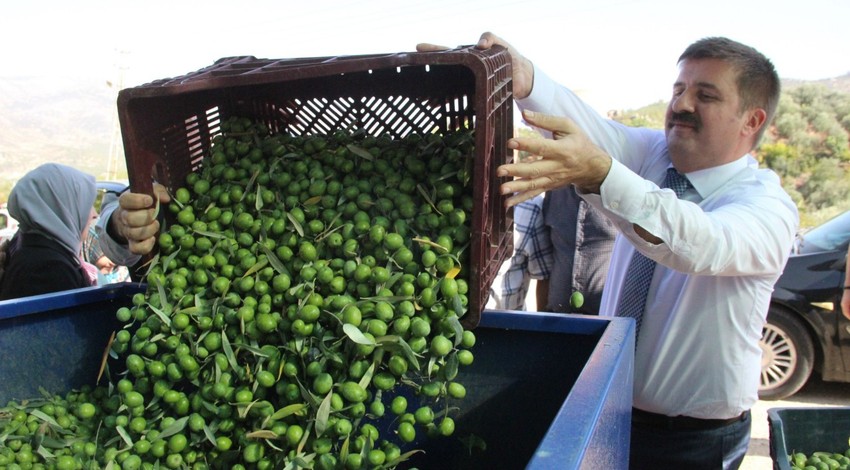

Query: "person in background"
<box><xmin>0</xmin><ymin>163</ymin><xmax>99</xmax><ymax>300</ymax></box>
<box><xmin>515</xmin><ymin>125</ymin><xmax>617</xmax><ymax>315</ymax></box>
<box><xmin>486</xmin><ymin>194</ymin><xmax>552</xmax><ymax>311</ymax></box>
<box><xmin>419</xmin><ymin>32</ymin><xmax>798</xmax><ymax>468</ymax></box>
<box><xmin>83</xmin><ymin>190</ymin><xmax>131</xmax><ymax>285</ymax></box>
<box><xmin>541</xmin><ymin>176</ymin><xmax>616</xmax><ymax>315</ymax></box>
<box><xmin>83</xmin><ymin>223</ymin><xmax>131</xmax><ymax>285</ymax></box>
<box><xmin>842</xmin><ymin>244</ymin><xmax>850</xmax><ymax>319</ymax></box>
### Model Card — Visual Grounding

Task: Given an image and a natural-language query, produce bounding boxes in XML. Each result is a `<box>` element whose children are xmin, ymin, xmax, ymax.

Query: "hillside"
<box><xmin>2</xmin><ymin>72</ymin><xmax>849</xmax><ymax>203</ymax></box>
<box><xmin>610</xmin><ymin>73</ymin><xmax>850</xmax><ymax>129</ymax></box>
<box><xmin>0</xmin><ymin>76</ymin><xmax>123</xmax><ymax>200</ymax></box>
<box><xmin>784</xmin><ymin>72</ymin><xmax>850</xmax><ymax>94</ymax></box>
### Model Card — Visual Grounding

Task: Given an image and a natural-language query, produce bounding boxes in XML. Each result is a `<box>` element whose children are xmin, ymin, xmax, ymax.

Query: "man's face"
<box><xmin>664</xmin><ymin>58</ymin><xmax>756</xmax><ymax>173</ymax></box>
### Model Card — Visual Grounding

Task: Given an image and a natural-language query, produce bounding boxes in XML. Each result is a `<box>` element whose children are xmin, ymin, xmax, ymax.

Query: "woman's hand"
<box><xmin>108</xmin><ymin>183</ymin><xmax>171</xmax><ymax>255</ymax></box>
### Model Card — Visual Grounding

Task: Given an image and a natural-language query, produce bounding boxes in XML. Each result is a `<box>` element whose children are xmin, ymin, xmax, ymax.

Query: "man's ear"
<box><xmin>743</xmin><ymin>108</ymin><xmax>768</xmax><ymax>139</ymax></box>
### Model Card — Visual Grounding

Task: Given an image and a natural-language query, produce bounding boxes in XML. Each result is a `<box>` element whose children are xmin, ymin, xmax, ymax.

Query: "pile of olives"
<box><xmin>1</xmin><ymin>116</ymin><xmax>481</xmax><ymax>470</ymax></box>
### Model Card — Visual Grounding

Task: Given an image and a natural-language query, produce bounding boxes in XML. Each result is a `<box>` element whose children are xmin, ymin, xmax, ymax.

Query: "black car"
<box><xmin>759</xmin><ymin>209</ymin><xmax>850</xmax><ymax>400</ymax></box>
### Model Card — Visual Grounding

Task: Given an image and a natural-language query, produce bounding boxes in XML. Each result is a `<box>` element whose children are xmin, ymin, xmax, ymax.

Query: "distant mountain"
<box><xmin>2</xmin><ymin>72</ymin><xmax>849</xmax><ymax>202</ymax></box>
<box><xmin>0</xmin><ymin>76</ymin><xmax>124</xmax><ymax>200</ymax></box>
<box><xmin>610</xmin><ymin>74</ymin><xmax>850</xmax><ymax>129</ymax></box>
<box><xmin>783</xmin><ymin>72</ymin><xmax>850</xmax><ymax>94</ymax></box>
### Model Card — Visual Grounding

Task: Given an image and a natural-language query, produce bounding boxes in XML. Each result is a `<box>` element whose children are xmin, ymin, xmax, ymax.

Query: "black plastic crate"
<box><xmin>768</xmin><ymin>407</ymin><xmax>850</xmax><ymax>469</ymax></box>
<box><xmin>117</xmin><ymin>46</ymin><xmax>514</xmax><ymax>328</ymax></box>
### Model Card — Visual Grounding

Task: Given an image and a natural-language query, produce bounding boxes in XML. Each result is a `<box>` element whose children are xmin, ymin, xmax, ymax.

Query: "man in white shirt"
<box><xmin>420</xmin><ymin>33</ymin><xmax>798</xmax><ymax>469</ymax></box>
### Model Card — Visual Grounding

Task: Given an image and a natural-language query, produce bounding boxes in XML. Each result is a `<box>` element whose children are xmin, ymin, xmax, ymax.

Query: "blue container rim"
<box><xmin>0</xmin><ymin>283</ymin><xmax>146</xmax><ymax>321</ymax></box>
<box><xmin>480</xmin><ymin>309</ymin><xmax>635</xmax><ymax>468</ymax></box>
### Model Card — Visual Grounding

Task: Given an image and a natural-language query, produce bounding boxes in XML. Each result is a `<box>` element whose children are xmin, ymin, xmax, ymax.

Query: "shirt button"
<box><xmin>610</xmin><ymin>201</ymin><xmax>619</xmax><ymax>209</ymax></box>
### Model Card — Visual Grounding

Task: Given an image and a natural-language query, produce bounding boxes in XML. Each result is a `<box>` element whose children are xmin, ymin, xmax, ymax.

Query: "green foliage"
<box><xmin>610</xmin><ymin>100</ymin><xmax>666</xmax><ymax>129</ymax></box>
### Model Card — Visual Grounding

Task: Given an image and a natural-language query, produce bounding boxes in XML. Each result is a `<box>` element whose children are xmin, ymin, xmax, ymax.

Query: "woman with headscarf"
<box><xmin>0</xmin><ymin>163</ymin><xmax>98</xmax><ymax>300</ymax></box>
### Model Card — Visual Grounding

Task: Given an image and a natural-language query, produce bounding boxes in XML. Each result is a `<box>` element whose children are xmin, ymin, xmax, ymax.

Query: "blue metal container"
<box><xmin>0</xmin><ymin>284</ymin><xmax>633</xmax><ymax>469</ymax></box>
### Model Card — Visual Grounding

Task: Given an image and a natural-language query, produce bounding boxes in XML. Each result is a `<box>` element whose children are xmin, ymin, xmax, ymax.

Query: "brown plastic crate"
<box><xmin>116</xmin><ymin>45</ymin><xmax>514</xmax><ymax>328</ymax></box>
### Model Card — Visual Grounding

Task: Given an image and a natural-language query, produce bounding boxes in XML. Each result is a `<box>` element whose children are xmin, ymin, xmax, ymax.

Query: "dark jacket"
<box><xmin>0</xmin><ymin>232</ymin><xmax>91</xmax><ymax>301</ymax></box>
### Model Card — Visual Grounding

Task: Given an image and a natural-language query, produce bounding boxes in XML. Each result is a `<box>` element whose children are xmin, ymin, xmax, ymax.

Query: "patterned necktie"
<box><xmin>616</xmin><ymin>168</ymin><xmax>692</xmax><ymax>343</ymax></box>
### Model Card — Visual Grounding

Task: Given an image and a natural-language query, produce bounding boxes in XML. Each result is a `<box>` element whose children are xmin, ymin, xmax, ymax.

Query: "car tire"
<box><xmin>759</xmin><ymin>305</ymin><xmax>815</xmax><ymax>400</ymax></box>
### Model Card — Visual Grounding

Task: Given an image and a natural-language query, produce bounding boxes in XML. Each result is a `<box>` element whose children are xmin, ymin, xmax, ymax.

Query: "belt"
<box><xmin>631</xmin><ymin>408</ymin><xmax>749</xmax><ymax>431</ymax></box>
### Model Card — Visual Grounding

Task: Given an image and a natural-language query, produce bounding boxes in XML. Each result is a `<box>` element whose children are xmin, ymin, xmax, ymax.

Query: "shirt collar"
<box><xmin>679</xmin><ymin>155</ymin><xmax>752</xmax><ymax>199</ymax></box>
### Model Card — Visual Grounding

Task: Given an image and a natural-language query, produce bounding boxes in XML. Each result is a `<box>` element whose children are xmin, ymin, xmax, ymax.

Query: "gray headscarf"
<box><xmin>8</xmin><ymin>163</ymin><xmax>97</xmax><ymax>257</ymax></box>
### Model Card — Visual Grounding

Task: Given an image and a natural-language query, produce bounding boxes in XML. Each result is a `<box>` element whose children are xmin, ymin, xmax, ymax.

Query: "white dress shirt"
<box><xmin>520</xmin><ymin>66</ymin><xmax>799</xmax><ymax>419</ymax></box>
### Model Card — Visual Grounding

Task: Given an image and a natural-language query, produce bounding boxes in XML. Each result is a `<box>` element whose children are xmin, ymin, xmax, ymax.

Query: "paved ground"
<box><xmin>741</xmin><ymin>376</ymin><xmax>850</xmax><ymax>469</ymax></box>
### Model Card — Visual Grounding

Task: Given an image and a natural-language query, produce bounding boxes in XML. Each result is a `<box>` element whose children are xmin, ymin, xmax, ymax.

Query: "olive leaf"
<box><xmin>255</xmin><ymin>183</ymin><xmax>264</xmax><ymax>211</ymax></box>
<box><xmin>343</xmin><ymin>324</ymin><xmax>376</xmax><ymax>346</ymax></box>
<box><xmin>304</xmin><ymin>195</ymin><xmax>322</xmax><ymax>206</ymax></box>
<box><xmin>256</xmin><ymin>241</ymin><xmax>289</xmax><ymax>276</ymax></box>
<box><xmin>286</xmin><ymin>211</ymin><xmax>305</xmax><ymax>237</ymax></box>
<box><xmin>315</xmin><ymin>390</ymin><xmax>333</xmax><ymax>436</ymax></box>
<box><xmin>412</xmin><ymin>237</ymin><xmax>450</xmax><ymax>254</ymax></box>
<box><xmin>246</xmin><ymin>430</ymin><xmax>278</xmax><ymax>440</ymax></box>
<box><xmin>269</xmin><ymin>403</ymin><xmax>308</xmax><ymax>422</ymax></box>
<box><xmin>242</xmin><ymin>258</ymin><xmax>269</xmax><ymax>278</ymax></box>
<box><xmin>346</xmin><ymin>144</ymin><xmax>374</xmax><ymax>161</ymax></box>
<box><xmin>202</xmin><ymin>423</ymin><xmax>217</xmax><ymax>447</ymax></box>
<box><xmin>154</xmin><ymin>277</ymin><xmax>173</xmax><ymax>315</ymax></box>
<box><xmin>115</xmin><ymin>425</ymin><xmax>134</xmax><ymax>447</ymax></box>
<box><xmin>377</xmin><ymin>335</ymin><xmax>420</xmax><ymax>371</ymax></box>
<box><xmin>296</xmin><ymin>421</ymin><xmax>312</xmax><ymax>454</ymax></box>
<box><xmin>445</xmin><ymin>314</ymin><xmax>464</xmax><ymax>347</ymax></box>
<box><xmin>284</xmin><ymin>453</ymin><xmax>317</xmax><ymax>470</ymax></box>
<box><xmin>153</xmin><ymin>196</ymin><xmax>161</xmax><ymax>219</ymax></box>
<box><xmin>444</xmin><ymin>351</ymin><xmax>460</xmax><ymax>381</ymax></box>
<box><xmin>35</xmin><ymin>444</ymin><xmax>55</xmax><ymax>461</ymax></box>
<box><xmin>161</xmin><ymin>246</ymin><xmax>183</xmax><ymax>275</ymax></box>
<box><xmin>357</xmin><ymin>361</ymin><xmax>377</xmax><ymax>390</ymax></box>
<box><xmin>385</xmin><ymin>449</ymin><xmax>426</xmax><ymax>468</ymax></box>
<box><xmin>157</xmin><ymin>416</ymin><xmax>189</xmax><ymax>440</ymax></box>
<box><xmin>452</xmin><ymin>293</ymin><xmax>465</xmax><ymax>318</ymax></box>
<box><xmin>147</xmin><ymin>303</ymin><xmax>172</xmax><ymax>328</ymax></box>
<box><xmin>192</xmin><ymin>229</ymin><xmax>227</xmax><ymax>240</ymax></box>
<box><xmin>242</xmin><ymin>169</ymin><xmax>261</xmax><ymax>201</ymax></box>
<box><xmin>220</xmin><ymin>331</ymin><xmax>241</xmax><ymax>374</ymax></box>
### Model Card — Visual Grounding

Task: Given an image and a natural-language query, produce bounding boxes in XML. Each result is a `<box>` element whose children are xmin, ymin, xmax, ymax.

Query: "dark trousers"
<box><xmin>629</xmin><ymin>409</ymin><xmax>751</xmax><ymax>469</ymax></box>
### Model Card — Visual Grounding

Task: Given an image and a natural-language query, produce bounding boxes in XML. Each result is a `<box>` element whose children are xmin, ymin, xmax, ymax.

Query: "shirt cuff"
<box><xmin>599</xmin><ymin>159</ymin><xmax>659</xmax><ymax>224</ymax></box>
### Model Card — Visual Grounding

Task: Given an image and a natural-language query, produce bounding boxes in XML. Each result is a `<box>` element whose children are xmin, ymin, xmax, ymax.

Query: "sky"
<box><xmin>2</xmin><ymin>0</ymin><xmax>849</xmax><ymax>113</ymax></box>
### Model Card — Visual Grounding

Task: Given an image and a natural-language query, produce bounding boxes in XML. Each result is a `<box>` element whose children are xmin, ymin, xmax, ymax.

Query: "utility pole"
<box><xmin>106</xmin><ymin>49</ymin><xmax>129</xmax><ymax>181</ymax></box>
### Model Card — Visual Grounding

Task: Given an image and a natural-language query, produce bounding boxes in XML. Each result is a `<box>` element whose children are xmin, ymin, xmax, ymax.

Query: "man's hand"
<box><xmin>416</xmin><ymin>31</ymin><xmax>535</xmax><ymax>99</ymax></box>
<box><xmin>497</xmin><ymin>110</ymin><xmax>612</xmax><ymax>208</ymax></box>
<box><xmin>109</xmin><ymin>183</ymin><xmax>170</xmax><ymax>256</ymax></box>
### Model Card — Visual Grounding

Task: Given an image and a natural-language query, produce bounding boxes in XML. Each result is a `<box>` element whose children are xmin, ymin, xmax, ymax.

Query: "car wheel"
<box><xmin>759</xmin><ymin>306</ymin><xmax>815</xmax><ymax>400</ymax></box>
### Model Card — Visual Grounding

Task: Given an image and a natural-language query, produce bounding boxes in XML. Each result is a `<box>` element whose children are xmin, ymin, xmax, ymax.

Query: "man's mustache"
<box><xmin>668</xmin><ymin>112</ymin><xmax>701</xmax><ymax>130</ymax></box>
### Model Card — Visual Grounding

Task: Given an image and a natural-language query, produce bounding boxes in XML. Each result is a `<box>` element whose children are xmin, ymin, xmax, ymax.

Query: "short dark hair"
<box><xmin>678</xmin><ymin>37</ymin><xmax>780</xmax><ymax>146</ymax></box>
